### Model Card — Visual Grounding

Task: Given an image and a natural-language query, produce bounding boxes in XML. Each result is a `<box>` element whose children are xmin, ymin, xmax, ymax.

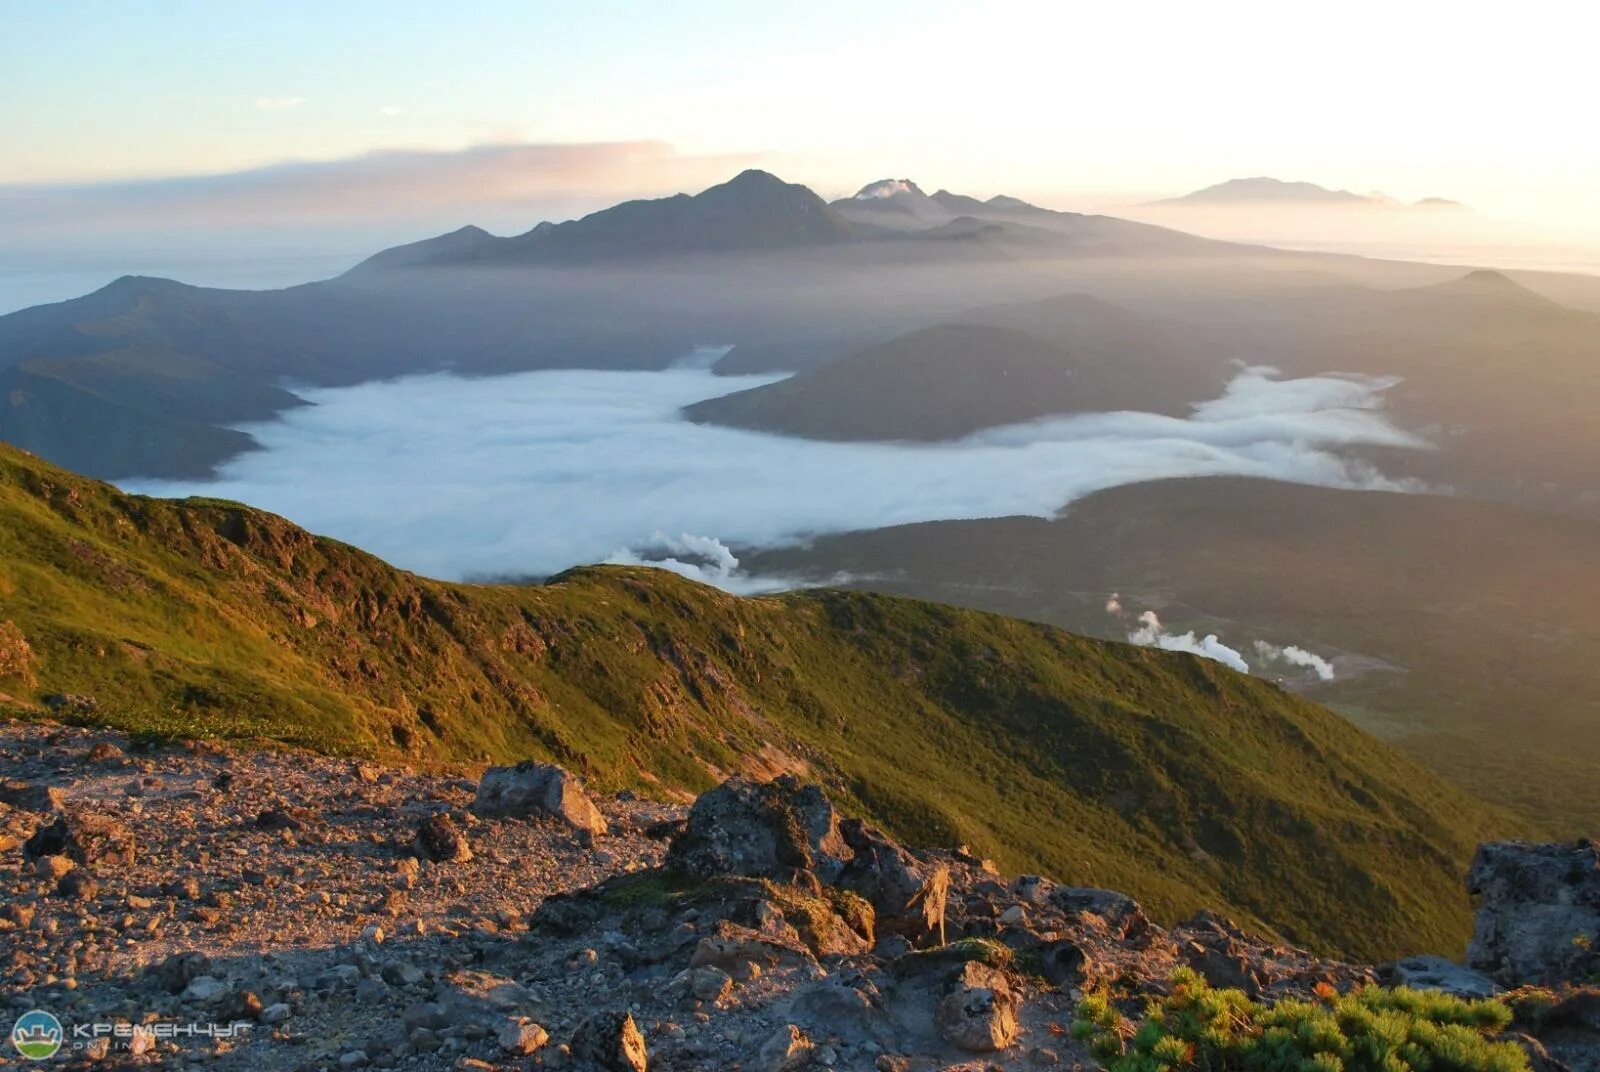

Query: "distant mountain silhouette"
<box><xmin>1154</xmin><ymin>177</ymin><xmax>1468</xmax><ymax>210</ymax></box>
<box><xmin>359</xmin><ymin>170</ymin><xmax>860</xmax><ymax>269</ymax></box>
<box><xmin>684</xmin><ymin>303</ymin><xmax>1226</xmax><ymax>441</ymax></box>
<box><xmin>1419</xmin><ymin>269</ymin><xmax>1554</xmax><ymax>306</ymax></box>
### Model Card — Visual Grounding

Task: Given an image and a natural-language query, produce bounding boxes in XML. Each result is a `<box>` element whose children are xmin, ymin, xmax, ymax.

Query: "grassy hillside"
<box><xmin>0</xmin><ymin>445</ymin><xmax>1516</xmax><ymax>960</ymax></box>
<box><xmin>745</xmin><ymin>477</ymin><xmax>1600</xmax><ymax>835</ymax></box>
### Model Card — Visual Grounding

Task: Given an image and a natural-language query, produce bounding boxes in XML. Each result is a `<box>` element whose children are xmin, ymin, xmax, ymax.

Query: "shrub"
<box><xmin>1073</xmin><ymin>967</ymin><xmax>1527</xmax><ymax>1072</ymax></box>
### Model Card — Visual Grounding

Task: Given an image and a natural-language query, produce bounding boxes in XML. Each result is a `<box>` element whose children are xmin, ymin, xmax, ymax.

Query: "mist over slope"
<box><xmin>0</xmin><ymin>443</ymin><xmax>1514</xmax><ymax>960</ymax></box>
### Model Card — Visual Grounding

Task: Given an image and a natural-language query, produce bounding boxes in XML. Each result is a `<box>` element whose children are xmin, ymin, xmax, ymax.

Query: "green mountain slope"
<box><xmin>0</xmin><ymin>445</ymin><xmax>1515</xmax><ymax>960</ymax></box>
<box><xmin>743</xmin><ymin>477</ymin><xmax>1600</xmax><ymax>834</ymax></box>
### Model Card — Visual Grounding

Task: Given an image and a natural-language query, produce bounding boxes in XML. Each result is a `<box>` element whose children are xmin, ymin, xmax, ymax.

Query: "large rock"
<box><xmin>936</xmin><ymin>960</ymin><xmax>1019</xmax><ymax>1052</ymax></box>
<box><xmin>473</xmin><ymin>761</ymin><xmax>607</xmax><ymax>836</ymax></box>
<box><xmin>755</xmin><ymin>1024</ymin><xmax>814</xmax><ymax>1072</ymax></box>
<box><xmin>412</xmin><ymin>814</ymin><xmax>473</xmax><ymax>863</ymax></box>
<box><xmin>23</xmin><ymin>811</ymin><xmax>135</xmax><ymax>867</ymax></box>
<box><xmin>569</xmin><ymin>1010</ymin><xmax>648</xmax><ymax>1071</ymax></box>
<box><xmin>839</xmin><ymin>818</ymin><xmax>948</xmax><ymax>942</ymax></box>
<box><xmin>668</xmin><ymin>776</ymin><xmax>850</xmax><ymax>881</ymax></box>
<box><xmin>1467</xmin><ymin>839</ymin><xmax>1600</xmax><ymax>986</ymax></box>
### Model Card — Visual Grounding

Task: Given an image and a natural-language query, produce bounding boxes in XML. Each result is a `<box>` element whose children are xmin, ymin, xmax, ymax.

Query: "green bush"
<box><xmin>1073</xmin><ymin>967</ymin><xmax>1526</xmax><ymax>1072</ymax></box>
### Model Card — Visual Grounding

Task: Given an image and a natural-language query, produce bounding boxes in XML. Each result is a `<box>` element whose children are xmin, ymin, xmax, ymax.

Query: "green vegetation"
<box><xmin>1074</xmin><ymin>969</ymin><xmax>1527</xmax><ymax>1072</ymax></box>
<box><xmin>0</xmin><ymin>445</ymin><xmax>1517</xmax><ymax>961</ymax></box>
<box><xmin>746</xmin><ymin>476</ymin><xmax>1600</xmax><ymax>835</ymax></box>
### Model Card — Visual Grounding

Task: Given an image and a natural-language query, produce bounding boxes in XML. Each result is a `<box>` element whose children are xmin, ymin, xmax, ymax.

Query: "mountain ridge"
<box><xmin>0</xmin><ymin>442</ymin><xmax>1515</xmax><ymax>959</ymax></box>
<box><xmin>1153</xmin><ymin>176</ymin><xmax>1469</xmax><ymax>210</ymax></box>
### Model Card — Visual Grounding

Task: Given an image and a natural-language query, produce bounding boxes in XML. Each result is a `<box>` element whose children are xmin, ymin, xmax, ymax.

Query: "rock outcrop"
<box><xmin>4</xmin><ymin>720</ymin><xmax>1590</xmax><ymax>1072</ymax></box>
<box><xmin>1468</xmin><ymin>839</ymin><xmax>1600</xmax><ymax>986</ymax></box>
<box><xmin>937</xmin><ymin>960</ymin><xmax>1020</xmax><ymax>1051</ymax></box>
<box><xmin>668</xmin><ymin>775</ymin><xmax>851</xmax><ymax>881</ymax></box>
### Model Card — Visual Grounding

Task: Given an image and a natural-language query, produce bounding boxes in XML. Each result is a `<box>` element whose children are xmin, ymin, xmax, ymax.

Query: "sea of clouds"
<box><xmin>124</xmin><ymin>361</ymin><xmax>1427</xmax><ymax>593</ymax></box>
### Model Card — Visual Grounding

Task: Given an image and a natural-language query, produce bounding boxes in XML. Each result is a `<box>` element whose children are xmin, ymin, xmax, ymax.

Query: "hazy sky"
<box><xmin>5</xmin><ymin>0</ymin><xmax>1597</xmax><ymax>227</ymax></box>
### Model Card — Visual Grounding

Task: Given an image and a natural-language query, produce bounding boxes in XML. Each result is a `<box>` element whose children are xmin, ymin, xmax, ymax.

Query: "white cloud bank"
<box><xmin>124</xmin><ymin>364</ymin><xmax>1427</xmax><ymax>593</ymax></box>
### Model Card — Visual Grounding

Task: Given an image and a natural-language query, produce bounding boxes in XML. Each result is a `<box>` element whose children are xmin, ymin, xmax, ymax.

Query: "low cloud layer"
<box><xmin>125</xmin><ymin>365</ymin><xmax>1427</xmax><ymax>592</ymax></box>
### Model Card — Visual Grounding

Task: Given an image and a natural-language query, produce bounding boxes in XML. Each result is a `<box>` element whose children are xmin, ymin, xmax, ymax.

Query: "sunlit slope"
<box><xmin>746</xmin><ymin>476</ymin><xmax>1600</xmax><ymax>833</ymax></box>
<box><xmin>0</xmin><ymin>444</ymin><xmax>1513</xmax><ymax>959</ymax></box>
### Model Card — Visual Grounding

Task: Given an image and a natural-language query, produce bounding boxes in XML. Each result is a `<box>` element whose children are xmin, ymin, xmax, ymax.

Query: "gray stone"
<box><xmin>839</xmin><ymin>819</ymin><xmax>948</xmax><ymax>942</ymax></box>
<box><xmin>569</xmin><ymin>1010</ymin><xmax>648</xmax><ymax>1071</ymax></box>
<box><xmin>154</xmin><ymin>951</ymin><xmax>214</xmax><ymax>995</ymax></box>
<box><xmin>756</xmin><ymin>1025</ymin><xmax>813</xmax><ymax>1072</ymax></box>
<box><xmin>936</xmin><ymin>961</ymin><xmax>1019</xmax><ymax>1053</ymax></box>
<box><xmin>412</xmin><ymin>814</ymin><xmax>473</xmax><ymax>863</ymax></box>
<box><xmin>182</xmin><ymin>974</ymin><xmax>232</xmax><ymax>1004</ymax></box>
<box><xmin>1387</xmin><ymin>955</ymin><xmax>1499</xmax><ymax>998</ymax></box>
<box><xmin>669</xmin><ymin>776</ymin><xmax>850</xmax><ymax>881</ymax></box>
<box><xmin>1467</xmin><ymin>839</ymin><xmax>1600</xmax><ymax>986</ymax></box>
<box><xmin>474</xmin><ymin>761</ymin><xmax>608</xmax><ymax>836</ymax></box>
<box><xmin>498</xmin><ymin>1020</ymin><xmax>550</xmax><ymax>1056</ymax></box>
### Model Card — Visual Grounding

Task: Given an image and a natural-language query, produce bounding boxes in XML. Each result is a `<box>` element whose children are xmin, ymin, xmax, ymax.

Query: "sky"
<box><xmin>3</xmin><ymin>0</ymin><xmax>1598</xmax><ymax>308</ymax></box>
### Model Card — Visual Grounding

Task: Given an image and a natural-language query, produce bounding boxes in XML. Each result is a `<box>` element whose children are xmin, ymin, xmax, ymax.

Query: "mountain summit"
<box><xmin>359</xmin><ymin>169</ymin><xmax>860</xmax><ymax>269</ymax></box>
<box><xmin>852</xmin><ymin>178</ymin><xmax>927</xmax><ymax>200</ymax></box>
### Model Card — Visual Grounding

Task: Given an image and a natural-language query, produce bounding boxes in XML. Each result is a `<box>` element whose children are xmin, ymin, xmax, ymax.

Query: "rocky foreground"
<box><xmin>1</xmin><ymin>719</ymin><xmax>1596</xmax><ymax>1071</ymax></box>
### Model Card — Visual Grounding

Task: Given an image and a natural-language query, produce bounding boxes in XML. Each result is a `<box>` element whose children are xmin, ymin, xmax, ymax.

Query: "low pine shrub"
<box><xmin>1072</xmin><ymin>967</ymin><xmax>1527</xmax><ymax>1072</ymax></box>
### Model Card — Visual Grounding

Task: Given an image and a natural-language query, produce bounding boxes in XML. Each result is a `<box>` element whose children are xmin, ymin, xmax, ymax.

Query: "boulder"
<box><xmin>474</xmin><ymin>761</ymin><xmax>608</xmax><ymax>836</ymax></box>
<box><xmin>937</xmin><ymin>960</ymin><xmax>1020</xmax><ymax>1052</ymax></box>
<box><xmin>412</xmin><ymin>814</ymin><xmax>473</xmax><ymax>863</ymax></box>
<box><xmin>689</xmin><ymin>965</ymin><xmax>733</xmax><ymax>1004</ymax></box>
<box><xmin>756</xmin><ymin>1024</ymin><xmax>814</xmax><ymax>1072</ymax></box>
<box><xmin>151</xmin><ymin>953</ymin><xmax>214</xmax><ymax>998</ymax></box>
<box><xmin>497</xmin><ymin>1019</ymin><xmax>549</xmax><ymax>1056</ymax></box>
<box><xmin>0</xmin><ymin>779</ymin><xmax>65</xmax><ymax>813</ymax></box>
<box><xmin>24</xmin><ymin>811</ymin><xmax>135</xmax><ymax>867</ymax></box>
<box><xmin>839</xmin><ymin>819</ymin><xmax>949</xmax><ymax>942</ymax></box>
<box><xmin>1467</xmin><ymin>839</ymin><xmax>1600</xmax><ymax>986</ymax></box>
<box><xmin>1039</xmin><ymin>939</ymin><xmax>1099</xmax><ymax>989</ymax></box>
<box><xmin>1180</xmin><ymin>939</ymin><xmax>1265</xmax><ymax>998</ymax></box>
<box><xmin>55</xmin><ymin>870</ymin><xmax>98</xmax><ymax>901</ymax></box>
<box><xmin>84</xmin><ymin>741</ymin><xmax>124</xmax><ymax>764</ymax></box>
<box><xmin>668</xmin><ymin>776</ymin><xmax>850</xmax><ymax>882</ymax></box>
<box><xmin>569</xmin><ymin>1010</ymin><xmax>648</xmax><ymax>1072</ymax></box>
<box><xmin>1052</xmin><ymin>887</ymin><xmax>1149</xmax><ymax>938</ymax></box>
